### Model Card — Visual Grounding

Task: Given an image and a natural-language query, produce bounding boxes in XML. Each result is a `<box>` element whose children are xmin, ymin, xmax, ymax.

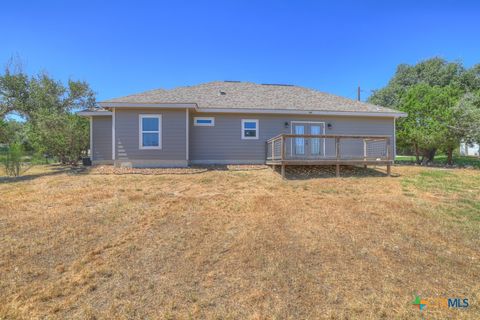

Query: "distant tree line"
<box><xmin>368</xmin><ymin>57</ymin><xmax>480</xmax><ymax>164</ymax></box>
<box><xmin>0</xmin><ymin>58</ymin><xmax>95</xmax><ymax>175</ymax></box>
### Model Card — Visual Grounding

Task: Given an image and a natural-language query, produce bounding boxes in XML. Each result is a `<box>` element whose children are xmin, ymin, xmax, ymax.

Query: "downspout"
<box><xmin>186</xmin><ymin>108</ymin><xmax>189</xmax><ymax>163</ymax></box>
<box><xmin>393</xmin><ymin>117</ymin><xmax>397</xmax><ymax>160</ymax></box>
<box><xmin>89</xmin><ymin>116</ymin><xmax>93</xmax><ymax>160</ymax></box>
<box><xmin>112</xmin><ymin>108</ymin><xmax>116</xmax><ymax>161</ymax></box>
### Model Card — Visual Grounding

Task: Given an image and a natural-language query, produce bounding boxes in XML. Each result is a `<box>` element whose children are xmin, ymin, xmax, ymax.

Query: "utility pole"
<box><xmin>357</xmin><ymin>85</ymin><xmax>361</xmax><ymax>101</ymax></box>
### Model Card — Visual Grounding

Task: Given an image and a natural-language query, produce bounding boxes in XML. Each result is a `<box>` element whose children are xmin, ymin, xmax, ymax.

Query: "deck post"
<box><xmin>336</xmin><ymin>164</ymin><xmax>340</xmax><ymax>177</ymax></box>
<box><xmin>280</xmin><ymin>135</ymin><xmax>286</xmax><ymax>179</ymax></box>
<box><xmin>265</xmin><ymin>141</ymin><xmax>268</xmax><ymax>160</ymax></box>
<box><xmin>272</xmin><ymin>140</ymin><xmax>275</xmax><ymax>160</ymax></box>
<box><xmin>386</xmin><ymin>137</ymin><xmax>391</xmax><ymax>161</ymax></box>
<box><xmin>387</xmin><ymin>164</ymin><xmax>391</xmax><ymax>176</ymax></box>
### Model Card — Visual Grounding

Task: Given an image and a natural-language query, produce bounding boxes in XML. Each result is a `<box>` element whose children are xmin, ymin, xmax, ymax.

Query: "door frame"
<box><xmin>290</xmin><ymin>121</ymin><xmax>326</xmax><ymax>157</ymax></box>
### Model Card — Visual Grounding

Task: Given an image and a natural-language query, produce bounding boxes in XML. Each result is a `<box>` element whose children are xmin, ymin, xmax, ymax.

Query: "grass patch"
<box><xmin>396</xmin><ymin>154</ymin><xmax>480</xmax><ymax>168</ymax></box>
<box><xmin>402</xmin><ymin>168</ymin><xmax>480</xmax><ymax>234</ymax></box>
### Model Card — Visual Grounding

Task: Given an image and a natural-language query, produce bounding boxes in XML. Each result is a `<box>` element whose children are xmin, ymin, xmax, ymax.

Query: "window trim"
<box><xmin>194</xmin><ymin>117</ymin><xmax>215</xmax><ymax>127</ymax></box>
<box><xmin>241</xmin><ymin>119</ymin><xmax>259</xmax><ymax>140</ymax></box>
<box><xmin>139</xmin><ymin>114</ymin><xmax>162</xmax><ymax>150</ymax></box>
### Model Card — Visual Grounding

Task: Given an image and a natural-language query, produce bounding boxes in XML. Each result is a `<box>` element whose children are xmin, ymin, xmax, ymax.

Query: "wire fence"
<box><xmin>0</xmin><ymin>149</ymin><xmax>54</xmax><ymax>165</ymax></box>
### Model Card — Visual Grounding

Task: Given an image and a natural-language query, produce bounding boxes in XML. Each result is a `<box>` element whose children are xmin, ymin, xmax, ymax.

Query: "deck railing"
<box><xmin>266</xmin><ymin>134</ymin><xmax>393</xmax><ymax>163</ymax></box>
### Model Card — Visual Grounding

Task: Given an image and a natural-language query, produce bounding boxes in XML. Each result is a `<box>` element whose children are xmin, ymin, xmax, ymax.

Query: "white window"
<box><xmin>139</xmin><ymin>114</ymin><xmax>162</xmax><ymax>149</ymax></box>
<box><xmin>194</xmin><ymin>117</ymin><xmax>215</xmax><ymax>126</ymax></box>
<box><xmin>241</xmin><ymin>119</ymin><xmax>259</xmax><ymax>139</ymax></box>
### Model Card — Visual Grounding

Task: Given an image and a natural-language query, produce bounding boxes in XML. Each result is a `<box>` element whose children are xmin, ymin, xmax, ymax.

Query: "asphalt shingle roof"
<box><xmin>101</xmin><ymin>81</ymin><xmax>397</xmax><ymax>114</ymax></box>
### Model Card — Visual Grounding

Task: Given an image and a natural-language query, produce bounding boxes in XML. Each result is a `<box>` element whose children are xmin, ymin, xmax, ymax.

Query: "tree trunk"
<box><xmin>414</xmin><ymin>143</ymin><xmax>421</xmax><ymax>164</ymax></box>
<box><xmin>421</xmin><ymin>148</ymin><xmax>437</xmax><ymax>165</ymax></box>
<box><xmin>428</xmin><ymin>148</ymin><xmax>437</xmax><ymax>162</ymax></box>
<box><xmin>446</xmin><ymin>147</ymin><xmax>454</xmax><ymax>165</ymax></box>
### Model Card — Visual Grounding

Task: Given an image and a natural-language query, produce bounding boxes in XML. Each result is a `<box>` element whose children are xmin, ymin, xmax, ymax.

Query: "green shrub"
<box><xmin>3</xmin><ymin>143</ymin><xmax>23</xmax><ymax>176</ymax></box>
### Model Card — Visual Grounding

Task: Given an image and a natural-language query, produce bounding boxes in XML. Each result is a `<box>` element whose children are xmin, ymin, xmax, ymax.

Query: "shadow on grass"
<box><xmin>272</xmin><ymin>165</ymin><xmax>400</xmax><ymax>180</ymax></box>
<box><xmin>0</xmin><ymin>165</ymin><xmax>87</xmax><ymax>184</ymax></box>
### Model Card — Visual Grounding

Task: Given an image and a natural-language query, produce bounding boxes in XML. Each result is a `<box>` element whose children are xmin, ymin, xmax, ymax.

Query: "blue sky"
<box><xmin>1</xmin><ymin>0</ymin><xmax>479</xmax><ymax>103</ymax></box>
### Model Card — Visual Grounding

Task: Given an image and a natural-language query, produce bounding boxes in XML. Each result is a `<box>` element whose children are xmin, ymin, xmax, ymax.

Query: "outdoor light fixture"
<box><xmin>327</xmin><ymin>123</ymin><xmax>333</xmax><ymax>129</ymax></box>
<box><xmin>284</xmin><ymin>122</ymin><xmax>290</xmax><ymax>128</ymax></box>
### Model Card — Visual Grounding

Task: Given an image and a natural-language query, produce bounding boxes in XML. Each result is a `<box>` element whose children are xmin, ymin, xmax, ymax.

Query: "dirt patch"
<box><xmin>90</xmin><ymin>164</ymin><xmax>269</xmax><ymax>175</ymax></box>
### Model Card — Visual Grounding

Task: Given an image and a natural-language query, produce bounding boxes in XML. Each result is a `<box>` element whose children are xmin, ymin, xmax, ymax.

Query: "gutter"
<box><xmin>95</xmin><ymin>102</ymin><xmax>406</xmax><ymax>118</ymax></box>
<box><xmin>77</xmin><ymin>111</ymin><xmax>113</xmax><ymax>117</ymax></box>
<box><xmin>196</xmin><ymin>107</ymin><xmax>407</xmax><ymax>118</ymax></box>
<box><xmin>98</xmin><ymin>102</ymin><xmax>197</xmax><ymax>109</ymax></box>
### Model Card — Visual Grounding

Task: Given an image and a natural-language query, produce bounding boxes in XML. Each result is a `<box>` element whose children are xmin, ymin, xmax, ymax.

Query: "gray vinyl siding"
<box><xmin>190</xmin><ymin>113</ymin><xmax>395</xmax><ymax>161</ymax></box>
<box><xmin>115</xmin><ymin>108</ymin><xmax>186</xmax><ymax>160</ymax></box>
<box><xmin>92</xmin><ymin>116</ymin><xmax>112</xmax><ymax>161</ymax></box>
<box><xmin>93</xmin><ymin>108</ymin><xmax>395</xmax><ymax>165</ymax></box>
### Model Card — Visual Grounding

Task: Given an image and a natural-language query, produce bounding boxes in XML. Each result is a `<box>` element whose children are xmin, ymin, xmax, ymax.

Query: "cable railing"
<box><xmin>266</xmin><ymin>134</ymin><xmax>393</xmax><ymax>162</ymax></box>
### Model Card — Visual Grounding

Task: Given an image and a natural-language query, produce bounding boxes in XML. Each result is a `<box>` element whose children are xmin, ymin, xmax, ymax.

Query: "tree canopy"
<box><xmin>368</xmin><ymin>57</ymin><xmax>480</xmax><ymax>164</ymax></box>
<box><xmin>0</xmin><ymin>60</ymin><xmax>96</xmax><ymax>166</ymax></box>
<box><xmin>0</xmin><ymin>67</ymin><xmax>95</xmax><ymax>119</ymax></box>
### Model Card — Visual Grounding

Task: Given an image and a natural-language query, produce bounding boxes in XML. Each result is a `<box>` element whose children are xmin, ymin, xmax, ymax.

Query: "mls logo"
<box><xmin>448</xmin><ymin>298</ymin><xmax>469</xmax><ymax>308</ymax></box>
<box><xmin>412</xmin><ymin>294</ymin><xmax>470</xmax><ymax>311</ymax></box>
<box><xmin>412</xmin><ymin>295</ymin><xmax>427</xmax><ymax>310</ymax></box>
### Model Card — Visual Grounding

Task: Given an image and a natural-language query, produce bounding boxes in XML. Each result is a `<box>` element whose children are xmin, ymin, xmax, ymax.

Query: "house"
<box><xmin>460</xmin><ymin>142</ymin><xmax>479</xmax><ymax>157</ymax></box>
<box><xmin>78</xmin><ymin>81</ymin><xmax>406</xmax><ymax>173</ymax></box>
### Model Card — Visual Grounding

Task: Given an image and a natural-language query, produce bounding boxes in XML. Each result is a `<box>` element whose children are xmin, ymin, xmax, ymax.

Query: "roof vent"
<box><xmin>261</xmin><ymin>83</ymin><xmax>294</xmax><ymax>87</ymax></box>
<box><xmin>219</xmin><ymin>91</ymin><xmax>226</xmax><ymax>95</ymax></box>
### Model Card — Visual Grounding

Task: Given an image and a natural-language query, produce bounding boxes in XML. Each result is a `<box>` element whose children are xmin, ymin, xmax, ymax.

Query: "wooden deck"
<box><xmin>266</xmin><ymin>134</ymin><xmax>394</xmax><ymax>178</ymax></box>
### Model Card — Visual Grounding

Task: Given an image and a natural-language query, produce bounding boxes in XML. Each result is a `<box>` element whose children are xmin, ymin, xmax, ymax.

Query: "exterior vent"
<box><xmin>261</xmin><ymin>83</ymin><xmax>294</xmax><ymax>86</ymax></box>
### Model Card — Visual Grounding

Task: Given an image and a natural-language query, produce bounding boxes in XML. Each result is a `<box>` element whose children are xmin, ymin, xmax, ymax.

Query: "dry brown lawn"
<box><xmin>0</xmin><ymin>165</ymin><xmax>479</xmax><ymax>319</ymax></box>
